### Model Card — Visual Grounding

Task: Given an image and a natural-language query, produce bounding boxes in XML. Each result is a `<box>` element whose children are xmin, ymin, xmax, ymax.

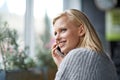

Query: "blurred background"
<box><xmin>0</xmin><ymin>0</ymin><xmax>120</xmax><ymax>80</ymax></box>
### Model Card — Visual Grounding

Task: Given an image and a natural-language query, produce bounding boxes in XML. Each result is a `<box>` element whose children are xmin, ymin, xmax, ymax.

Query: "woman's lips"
<box><xmin>59</xmin><ymin>41</ymin><xmax>66</xmax><ymax>47</ymax></box>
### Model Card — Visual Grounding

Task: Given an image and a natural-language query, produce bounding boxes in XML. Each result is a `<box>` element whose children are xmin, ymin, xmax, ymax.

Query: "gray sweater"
<box><xmin>55</xmin><ymin>48</ymin><xmax>118</xmax><ymax>80</ymax></box>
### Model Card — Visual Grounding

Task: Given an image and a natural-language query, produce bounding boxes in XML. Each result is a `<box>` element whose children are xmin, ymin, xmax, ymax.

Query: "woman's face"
<box><xmin>53</xmin><ymin>16</ymin><xmax>81</xmax><ymax>54</ymax></box>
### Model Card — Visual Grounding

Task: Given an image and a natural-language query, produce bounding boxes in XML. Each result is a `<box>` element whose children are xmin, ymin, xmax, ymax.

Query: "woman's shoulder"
<box><xmin>65</xmin><ymin>47</ymin><xmax>112</xmax><ymax>64</ymax></box>
<box><xmin>66</xmin><ymin>48</ymin><xmax>98</xmax><ymax>58</ymax></box>
<box><xmin>62</xmin><ymin>48</ymin><xmax>100</xmax><ymax>66</ymax></box>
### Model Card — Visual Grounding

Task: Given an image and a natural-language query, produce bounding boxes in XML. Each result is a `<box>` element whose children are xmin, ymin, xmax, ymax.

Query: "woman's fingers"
<box><xmin>51</xmin><ymin>43</ymin><xmax>57</xmax><ymax>56</ymax></box>
<box><xmin>51</xmin><ymin>43</ymin><xmax>64</xmax><ymax>67</ymax></box>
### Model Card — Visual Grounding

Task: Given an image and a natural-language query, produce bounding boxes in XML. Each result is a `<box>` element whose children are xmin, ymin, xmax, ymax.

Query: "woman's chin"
<box><xmin>62</xmin><ymin>50</ymin><xmax>69</xmax><ymax>55</ymax></box>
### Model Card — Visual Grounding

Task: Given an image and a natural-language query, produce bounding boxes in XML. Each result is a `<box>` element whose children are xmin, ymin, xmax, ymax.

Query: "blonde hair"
<box><xmin>53</xmin><ymin>9</ymin><xmax>103</xmax><ymax>53</ymax></box>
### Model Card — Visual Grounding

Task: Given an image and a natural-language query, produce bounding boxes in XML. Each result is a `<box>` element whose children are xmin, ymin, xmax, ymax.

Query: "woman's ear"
<box><xmin>78</xmin><ymin>24</ymin><xmax>85</xmax><ymax>37</ymax></box>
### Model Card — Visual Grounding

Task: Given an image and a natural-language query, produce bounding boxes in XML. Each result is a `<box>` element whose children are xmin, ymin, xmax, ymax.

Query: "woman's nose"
<box><xmin>55</xmin><ymin>33</ymin><xmax>61</xmax><ymax>41</ymax></box>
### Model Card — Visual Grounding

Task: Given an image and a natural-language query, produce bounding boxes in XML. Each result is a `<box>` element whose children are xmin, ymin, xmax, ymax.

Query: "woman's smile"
<box><xmin>59</xmin><ymin>41</ymin><xmax>66</xmax><ymax>48</ymax></box>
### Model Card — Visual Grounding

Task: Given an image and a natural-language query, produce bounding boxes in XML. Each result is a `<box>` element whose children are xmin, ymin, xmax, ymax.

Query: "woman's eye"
<box><xmin>61</xmin><ymin>28</ymin><xmax>67</xmax><ymax>32</ymax></box>
<box><xmin>54</xmin><ymin>32</ymin><xmax>57</xmax><ymax>36</ymax></box>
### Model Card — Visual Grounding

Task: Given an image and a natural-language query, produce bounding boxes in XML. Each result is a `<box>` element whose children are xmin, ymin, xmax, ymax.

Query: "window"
<box><xmin>0</xmin><ymin>0</ymin><xmax>63</xmax><ymax>69</ymax></box>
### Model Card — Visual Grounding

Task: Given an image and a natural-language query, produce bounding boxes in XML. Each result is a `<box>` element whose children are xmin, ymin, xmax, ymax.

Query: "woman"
<box><xmin>51</xmin><ymin>9</ymin><xmax>118</xmax><ymax>80</ymax></box>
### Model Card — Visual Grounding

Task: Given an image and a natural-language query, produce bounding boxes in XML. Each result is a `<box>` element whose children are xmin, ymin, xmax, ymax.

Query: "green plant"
<box><xmin>0</xmin><ymin>21</ymin><xmax>35</xmax><ymax>70</ymax></box>
<box><xmin>36</xmin><ymin>46</ymin><xmax>55</xmax><ymax>68</ymax></box>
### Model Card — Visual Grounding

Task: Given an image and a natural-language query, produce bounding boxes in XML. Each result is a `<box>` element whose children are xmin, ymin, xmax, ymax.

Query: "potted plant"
<box><xmin>0</xmin><ymin>21</ymin><xmax>35</xmax><ymax>71</ymax></box>
<box><xmin>0</xmin><ymin>21</ymin><xmax>40</xmax><ymax>80</ymax></box>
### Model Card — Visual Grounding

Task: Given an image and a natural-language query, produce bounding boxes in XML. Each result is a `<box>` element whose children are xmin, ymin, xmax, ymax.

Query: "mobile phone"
<box><xmin>56</xmin><ymin>46</ymin><xmax>64</xmax><ymax>57</ymax></box>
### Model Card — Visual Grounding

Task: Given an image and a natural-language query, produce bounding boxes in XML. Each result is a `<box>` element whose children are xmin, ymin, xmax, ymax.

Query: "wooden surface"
<box><xmin>6</xmin><ymin>68</ymin><xmax>57</xmax><ymax>80</ymax></box>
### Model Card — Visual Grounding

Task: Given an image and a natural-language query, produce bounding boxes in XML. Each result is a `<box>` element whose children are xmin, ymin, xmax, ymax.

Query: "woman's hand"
<box><xmin>51</xmin><ymin>43</ymin><xmax>64</xmax><ymax>68</ymax></box>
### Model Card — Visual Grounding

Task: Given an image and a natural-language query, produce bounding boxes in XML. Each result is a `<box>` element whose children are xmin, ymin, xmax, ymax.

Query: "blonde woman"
<box><xmin>51</xmin><ymin>9</ymin><xmax>118</xmax><ymax>80</ymax></box>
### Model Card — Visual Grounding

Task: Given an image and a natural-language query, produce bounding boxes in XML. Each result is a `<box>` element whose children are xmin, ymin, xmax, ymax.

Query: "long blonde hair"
<box><xmin>53</xmin><ymin>9</ymin><xmax>103</xmax><ymax>53</ymax></box>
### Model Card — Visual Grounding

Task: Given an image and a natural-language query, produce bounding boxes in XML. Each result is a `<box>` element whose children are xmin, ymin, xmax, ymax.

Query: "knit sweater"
<box><xmin>55</xmin><ymin>48</ymin><xmax>118</xmax><ymax>80</ymax></box>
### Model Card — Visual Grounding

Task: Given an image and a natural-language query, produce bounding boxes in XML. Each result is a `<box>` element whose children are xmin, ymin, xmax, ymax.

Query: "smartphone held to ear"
<box><xmin>56</xmin><ymin>46</ymin><xmax>64</xmax><ymax>57</ymax></box>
